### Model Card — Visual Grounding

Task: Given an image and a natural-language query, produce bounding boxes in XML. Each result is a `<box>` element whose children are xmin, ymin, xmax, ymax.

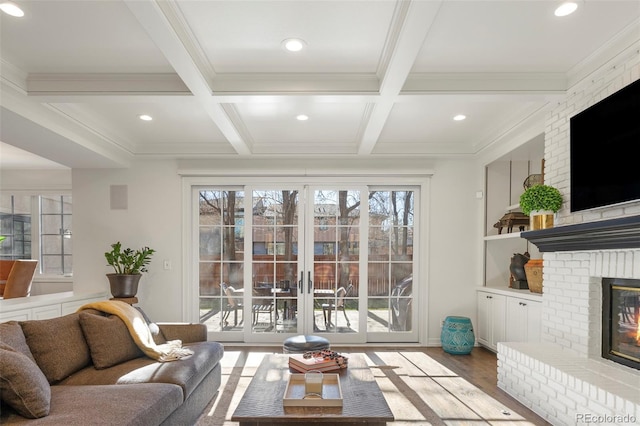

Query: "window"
<box><xmin>0</xmin><ymin>194</ymin><xmax>72</xmax><ymax>276</ymax></box>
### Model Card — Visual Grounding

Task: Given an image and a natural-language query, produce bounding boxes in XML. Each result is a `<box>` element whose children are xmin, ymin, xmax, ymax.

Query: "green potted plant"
<box><xmin>519</xmin><ymin>184</ymin><xmax>563</xmax><ymax>230</ymax></box>
<box><xmin>105</xmin><ymin>242</ymin><xmax>155</xmax><ymax>298</ymax></box>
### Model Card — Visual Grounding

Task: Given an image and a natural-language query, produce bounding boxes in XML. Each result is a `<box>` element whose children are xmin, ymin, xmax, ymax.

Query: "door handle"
<box><xmin>299</xmin><ymin>271</ymin><xmax>304</xmax><ymax>291</ymax></box>
<box><xmin>308</xmin><ymin>271</ymin><xmax>313</xmax><ymax>294</ymax></box>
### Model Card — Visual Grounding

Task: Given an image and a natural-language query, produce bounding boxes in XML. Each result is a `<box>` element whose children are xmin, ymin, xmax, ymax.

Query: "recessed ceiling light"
<box><xmin>0</xmin><ymin>1</ymin><xmax>25</xmax><ymax>17</ymax></box>
<box><xmin>138</xmin><ymin>114</ymin><xmax>153</xmax><ymax>121</ymax></box>
<box><xmin>296</xmin><ymin>114</ymin><xmax>309</xmax><ymax>121</ymax></box>
<box><xmin>554</xmin><ymin>2</ymin><xmax>578</xmax><ymax>17</ymax></box>
<box><xmin>283</xmin><ymin>38</ymin><xmax>306</xmax><ymax>52</ymax></box>
<box><xmin>453</xmin><ymin>114</ymin><xmax>466</xmax><ymax>121</ymax></box>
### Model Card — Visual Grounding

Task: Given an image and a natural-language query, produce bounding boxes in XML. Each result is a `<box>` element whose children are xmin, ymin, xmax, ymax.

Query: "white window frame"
<box><xmin>0</xmin><ymin>191</ymin><xmax>73</xmax><ymax>280</ymax></box>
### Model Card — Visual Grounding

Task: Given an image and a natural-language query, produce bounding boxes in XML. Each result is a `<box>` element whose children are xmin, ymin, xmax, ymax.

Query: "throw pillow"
<box><xmin>0</xmin><ymin>343</ymin><xmax>51</xmax><ymax>418</ymax></box>
<box><xmin>0</xmin><ymin>321</ymin><xmax>36</xmax><ymax>363</ymax></box>
<box><xmin>79</xmin><ymin>312</ymin><xmax>144</xmax><ymax>369</ymax></box>
<box><xmin>20</xmin><ymin>313</ymin><xmax>92</xmax><ymax>384</ymax></box>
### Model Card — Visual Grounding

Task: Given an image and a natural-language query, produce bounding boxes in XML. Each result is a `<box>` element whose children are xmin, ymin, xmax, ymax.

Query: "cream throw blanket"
<box><xmin>78</xmin><ymin>300</ymin><xmax>193</xmax><ymax>362</ymax></box>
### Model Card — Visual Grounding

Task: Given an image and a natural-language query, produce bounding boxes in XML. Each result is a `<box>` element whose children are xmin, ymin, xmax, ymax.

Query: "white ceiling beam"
<box><xmin>358</xmin><ymin>0</ymin><xmax>442</xmax><ymax>155</ymax></box>
<box><xmin>404</xmin><ymin>73</ymin><xmax>567</xmax><ymax>93</ymax></box>
<box><xmin>24</xmin><ymin>71</ymin><xmax>567</xmax><ymax>98</ymax></box>
<box><xmin>0</xmin><ymin>83</ymin><xmax>133</xmax><ymax>168</ymax></box>
<box><xmin>124</xmin><ymin>0</ymin><xmax>251</xmax><ymax>155</ymax></box>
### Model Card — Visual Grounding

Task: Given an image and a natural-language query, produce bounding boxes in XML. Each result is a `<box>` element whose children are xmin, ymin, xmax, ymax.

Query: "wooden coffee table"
<box><xmin>231</xmin><ymin>353</ymin><xmax>394</xmax><ymax>425</ymax></box>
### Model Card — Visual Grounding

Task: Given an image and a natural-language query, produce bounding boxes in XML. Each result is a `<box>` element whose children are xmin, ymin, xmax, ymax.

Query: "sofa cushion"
<box><xmin>79</xmin><ymin>312</ymin><xmax>143</xmax><ymax>369</ymax></box>
<box><xmin>0</xmin><ymin>383</ymin><xmax>182</xmax><ymax>425</ymax></box>
<box><xmin>0</xmin><ymin>343</ymin><xmax>51</xmax><ymax>418</ymax></box>
<box><xmin>117</xmin><ymin>341</ymin><xmax>224</xmax><ymax>400</ymax></box>
<box><xmin>20</xmin><ymin>313</ymin><xmax>91</xmax><ymax>384</ymax></box>
<box><xmin>60</xmin><ymin>341</ymin><xmax>224</xmax><ymax>402</ymax></box>
<box><xmin>0</xmin><ymin>321</ymin><xmax>35</xmax><ymax>363</ymax></box>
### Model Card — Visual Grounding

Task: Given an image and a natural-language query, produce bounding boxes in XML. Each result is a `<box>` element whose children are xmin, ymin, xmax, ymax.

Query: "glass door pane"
<box><xmin>367</xmin><ymin>190</ymin><xmax>416</xmax><ymax>339</ymax></box>
<box><xmin>309</xmin><ymin>188</ymin><xmax>365</xmax><ymax>343</ymax></box>
<box><xmin>198</xmin><ymin>189</ymin><xmax>245</xmax><ymax>336</ymax></box>
<box><xmin>250</xmin><ymin>190</ymin><xmax>301</xmax><ymax>337</ymax></box>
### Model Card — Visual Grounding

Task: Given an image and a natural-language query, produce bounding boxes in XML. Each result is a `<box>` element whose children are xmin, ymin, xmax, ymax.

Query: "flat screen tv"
<box><xmin>570</xmin><ymin>78</ymin><xmax>640</xmax><ymax>212</ymax></box>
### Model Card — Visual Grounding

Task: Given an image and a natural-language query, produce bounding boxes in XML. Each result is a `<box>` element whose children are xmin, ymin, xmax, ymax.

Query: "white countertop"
<box><xmin>477</xmin><ymin>286</ymin><xmax>543</xmax><ymax>302</ymax></box>
<box><xmin>0</xmin><ymin>291</ymin><xmax>109</xmax><ymax>310</ymax></box>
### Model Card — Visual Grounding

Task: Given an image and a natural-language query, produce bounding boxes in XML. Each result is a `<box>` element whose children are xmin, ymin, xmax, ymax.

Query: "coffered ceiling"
<box><xmin>1</xmin><ymin>0</ymin><xmax>639</xmax><ymax>169</ymax></box>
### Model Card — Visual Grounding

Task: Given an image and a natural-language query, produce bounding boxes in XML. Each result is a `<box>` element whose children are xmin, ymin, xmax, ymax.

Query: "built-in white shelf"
<box><xmin>484</xmin><ymin>232</ymin><xmax>523</xmax><ymax>241</ymax></box>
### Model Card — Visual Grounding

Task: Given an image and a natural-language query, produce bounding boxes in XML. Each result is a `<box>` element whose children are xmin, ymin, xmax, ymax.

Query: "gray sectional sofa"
<box><xmin>0</xmin><ymin>307</ymin><xmax>223</xmax><ymax>425</ymax></box>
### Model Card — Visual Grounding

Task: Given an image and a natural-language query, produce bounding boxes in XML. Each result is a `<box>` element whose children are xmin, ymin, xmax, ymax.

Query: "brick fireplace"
<box><xmin>493</xmin><ymin>32</ymin><xmax>640</xmax><ymax>424</ymax></box>
<box><xmin>497</xmin><ymin>217</ymin><xmax>640</xmax><ymax>424</ymax></box>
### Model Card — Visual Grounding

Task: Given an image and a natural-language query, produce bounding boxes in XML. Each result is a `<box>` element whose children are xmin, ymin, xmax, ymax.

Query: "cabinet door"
<box><xmin>477</xmin><ymin>292</ymin><xmax>491</xmax><ymax>346</ymax></box>
<box><xmin>476</xmin><ymin>291</ymin><xmax>506</xmax><ymax>351</ymax></box>
<box><xmin>505</xmin><ymin>297</ymin><xmax>541</xmax><ymax>343</ymax></box>
<box><xmin>490</xmin><ymin>294</ymin><xmax>506</xmax><ymax>348</ymax></box>
<box><xmin>32</xmin><ymin>304</ymin><xmax>62</xmax><ymax>320</ymax></box>
<box><xmin>0</xmin><ymin>308</ymin><xmax>31</xmax><ymax>322</ymax></box>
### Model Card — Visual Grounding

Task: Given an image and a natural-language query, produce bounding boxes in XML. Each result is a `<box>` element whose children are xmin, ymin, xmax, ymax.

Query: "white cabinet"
<box><xmin>477</xmin><ymin>288</ymin><xmax>542</xmax><ymax>351</ymax></box>
<box><xmin>0</xmin><ymin>291</ymin><xmax>108</xmax><ymax>322</ymax></box>
<box><xmin>476</xmin><ymin>290</ymin><xmax>506</xmax><ymax>352</ymax></box>
<box><xmin>32</xmin><ymin>304</ymin><xmax>62</xmax><ymax>320</ymax></box>
<box><xmin>0</xmin><ymin>308</ymin><xmax>31</xmax><ymax>322</ymax></box>
<box><xmin>505</xmin><ymin>296</ymin><xmax>541</xmax><ymax>343</ymax></box>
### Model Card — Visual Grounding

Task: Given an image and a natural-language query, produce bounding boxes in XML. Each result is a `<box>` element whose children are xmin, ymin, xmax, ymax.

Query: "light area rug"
<box><xmin>196</xmin><ymin>349</ymin><xmax>550</xmax><ymax>426</ymax></box>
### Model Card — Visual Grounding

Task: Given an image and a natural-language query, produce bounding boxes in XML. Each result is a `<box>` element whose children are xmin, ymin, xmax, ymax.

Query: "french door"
<box><xmin>193</xmin><ymin>180</ymin><xmax>418</xmax><ymax>344</ymax></box>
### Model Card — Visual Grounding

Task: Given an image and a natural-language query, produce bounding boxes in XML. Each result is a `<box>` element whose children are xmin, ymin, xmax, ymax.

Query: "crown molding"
<box><xmin>567</xmin><ymin>17</ymin><xmax>640</xmax><ymax>88</ymax></box>
<box><xmin>26</xmin><ymin>73</ymin><xmax>189</xmax><ymax>95</ymax></box>
<box><xmin>0</xmin><ymin>60</ymin><xmax>28</xmax><ymax>94</ymax></box>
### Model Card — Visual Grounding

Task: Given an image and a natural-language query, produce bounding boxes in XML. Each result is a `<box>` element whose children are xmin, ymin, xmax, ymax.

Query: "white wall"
<box><xmin>72</xmin><ymin>160</ymin><xmax>184</xmax><ymax>321</ymax></box>
<box><xmin>426</xmin><ymin>158</ymin><xmax>483</xmax><ymax>344</ymax></box>
<box><xmin>71</xmin><ymin>156</ymin><xmax>480</xmax><ymax>344</ymax></box>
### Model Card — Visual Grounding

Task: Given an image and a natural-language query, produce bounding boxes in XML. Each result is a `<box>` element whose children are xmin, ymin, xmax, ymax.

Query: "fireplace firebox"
<box><xmin>602</xmin><ymin>278</ymin><xmax>640</xmax><ymax>370</ymax></box>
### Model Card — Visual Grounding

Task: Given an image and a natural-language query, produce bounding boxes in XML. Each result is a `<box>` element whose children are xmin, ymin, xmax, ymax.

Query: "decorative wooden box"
<box><xmin>282</xmin><ymin>373</ymin><xmax>343</xmax><ymax>407</ymax></box>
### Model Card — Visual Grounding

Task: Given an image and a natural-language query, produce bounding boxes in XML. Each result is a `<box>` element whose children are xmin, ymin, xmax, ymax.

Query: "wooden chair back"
<box><xmin>2</xmin><ymin>260</ymin><xmax>38</xmax><ymax>299</ymax></box>
<box><xmin>0</xmin><ymin>260</ymin><xmax>17</xmax><ymax>296</ymax></box>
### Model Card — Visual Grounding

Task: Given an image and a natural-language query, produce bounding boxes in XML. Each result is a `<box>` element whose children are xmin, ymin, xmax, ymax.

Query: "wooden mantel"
<box><xmin>521</xmin><ymin>215</ymin><xmax>640</xmax><ymax>252</ymax></box>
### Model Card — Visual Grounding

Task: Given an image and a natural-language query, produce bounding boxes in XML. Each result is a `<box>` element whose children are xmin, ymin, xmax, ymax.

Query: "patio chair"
<box><xmin>221</xmin><ymin>282</ymin><xmax>243</xmax><ymax>327</ymax></box>
<box><xmin>322</xmin><ymin>283</ymin><xmax>353</xmax><ymax>329</ymax></box>
<box><xmin>252</xmin><ymin>286</ymin><xmax>275</xmax><ymax>327</ymax></box>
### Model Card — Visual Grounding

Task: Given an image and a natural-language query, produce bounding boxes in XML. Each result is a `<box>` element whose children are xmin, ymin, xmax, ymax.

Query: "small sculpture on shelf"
<box><xmin>509</xmin><ymin>252</ymin><xmax>530</xmax><ymax>289</ymax></box>
<box><xmin>493</xmin><ymin>211</ymin><xmax>530</xmax><ymax>234</ymax></box>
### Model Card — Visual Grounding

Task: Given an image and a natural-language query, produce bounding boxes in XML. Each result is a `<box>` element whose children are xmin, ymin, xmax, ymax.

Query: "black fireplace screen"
<box><xmin>602</xmin><ymin>278</ymin><xmax>640</xmax><ymax>370</ymax></box>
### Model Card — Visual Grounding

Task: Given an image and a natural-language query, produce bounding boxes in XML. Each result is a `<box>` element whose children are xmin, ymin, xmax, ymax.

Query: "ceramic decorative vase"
<box><xmin>441</xmin><ymin>316</ymin><xmax>475</xmax><ymax>355</ymax></box>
